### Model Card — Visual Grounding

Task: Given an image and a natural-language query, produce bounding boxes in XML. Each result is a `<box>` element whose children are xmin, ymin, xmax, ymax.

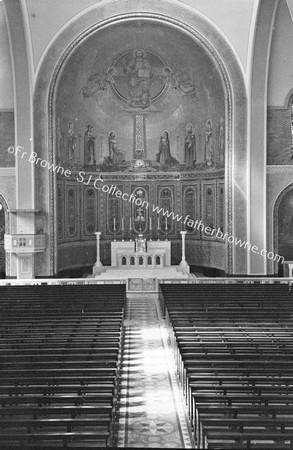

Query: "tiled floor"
<box><xmin>117</xmin><ymin>296</ymin><xmax>195</xmax><ymax>448</ymax></box>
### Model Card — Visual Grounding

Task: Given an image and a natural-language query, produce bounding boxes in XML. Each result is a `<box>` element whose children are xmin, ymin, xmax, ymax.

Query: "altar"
<box><xmin>91</xmin><ymin>231</ymin><xmax>191</xmax><ymax>297</ymax></box>
<box><xmin>111</xmin><ymin>235</ymin><xmax>171</xmax><ymax>268</ymax></box>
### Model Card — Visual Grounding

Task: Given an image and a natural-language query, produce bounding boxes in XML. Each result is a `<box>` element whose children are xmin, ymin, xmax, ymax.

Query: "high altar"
<box><xmin>93</xmin><ymin>230</ymin><xmax>189</xmax><ymax>275</ymax></box>
<box><xmin>92</xmin><ymin>231</ymin><xmax>190</xmax><ymax>295</ymax></box>
<box><xmin>111</xmin><ymin>234</ymin><xmax>171</xmax><ymax>268</ymax></box>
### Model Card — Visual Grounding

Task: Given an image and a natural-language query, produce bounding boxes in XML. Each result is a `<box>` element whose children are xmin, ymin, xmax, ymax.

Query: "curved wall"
<box><xmin>57</xmin><ymin>171</ymin><xmax>225</xmax><ymax>272</ymax></box>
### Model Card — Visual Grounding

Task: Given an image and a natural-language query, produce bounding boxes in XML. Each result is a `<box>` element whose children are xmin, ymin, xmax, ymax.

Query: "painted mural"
<box><xmin>55</xmin><ymin>21</ymin><xmax>225</xmax><ymax>173</ymax></box>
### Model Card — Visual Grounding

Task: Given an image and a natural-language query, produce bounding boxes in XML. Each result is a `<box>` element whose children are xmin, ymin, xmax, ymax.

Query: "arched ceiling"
<box><xmin>23</xmin><ymin>0</ymin><xmax>255</xmax><ymax>72</ymax></box>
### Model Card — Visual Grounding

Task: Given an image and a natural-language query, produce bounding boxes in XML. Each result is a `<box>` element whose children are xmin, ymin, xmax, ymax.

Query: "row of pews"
<box><xmin>161</xmin><ymin>283</ymin><xmax>293</xmax><ymax>449</ymax></box>
<box><xmin>0</xmin><ymin>284</ymin><xmax>126</xmax><ymax>449</ymax></box>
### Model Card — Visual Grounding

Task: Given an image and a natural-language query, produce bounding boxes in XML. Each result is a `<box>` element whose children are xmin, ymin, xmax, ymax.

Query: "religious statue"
<box><xmin>108</xmin><ymin>131</ymin><xmax>125</xmax><ymax>165</ymax></box>
<box><xmin>156</xmin><ymin>131</ymin><xmax>178</xmax><ymax>167</ymax></box>
<box><xmin>123</xmin><ymin>49</ymin><xmax>152</xmax><ymax>108</ymax></box>
<box><xmin>184</xmin><ymin>123</ymin><xmax>196</xmax><ymax>168</ymax></box>
<box><xmin>205</xmin><ymin>119</ymin><xmax>213</xmax><ymax>166</ymax></box>
<box><xmin>67</xmin><ymin>121</ymin><xmax>79</xmax><ymax>167</ymax></box>
<box><xmin>84</xmin><ymin>124</ymin><xmax>96</xmax><ymax>166</ymax></box>
<box><xmin>135</xmin><ymin>233</ymin><xmax>147</xmax><ymax>252</ymax></box>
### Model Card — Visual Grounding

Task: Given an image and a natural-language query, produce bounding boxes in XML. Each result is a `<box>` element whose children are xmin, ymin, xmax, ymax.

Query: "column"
<box><xmin>5</xmin><ymin>0</ymin><xmax>38</xmax><ymax>278</ymax></box>
<box><xmin>179</xmin><ymin>231</ymin><xmax>190</xmax><ymax>273</ymax></box>
<box><xmin>93</xmin><ymin>231</ymin><xmax>103</xmax><ymax>275</ymax></box>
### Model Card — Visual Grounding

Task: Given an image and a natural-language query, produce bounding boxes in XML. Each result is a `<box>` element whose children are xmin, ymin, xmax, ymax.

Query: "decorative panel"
<box><xmin>182</xmin><ymin>184</ymin><xmax>200</xmax><ymax>236</ymax></box>
<box><xmin>107</xmin><ymin>184</ymin><xmax>123</xmax><ymax>235</ymax></box>
<box><xmin>0</xmin><ymin>207</ymin><xmax>5</xmax><ymax>275</ymax></box>
<box><xmin>83</xmin><ymin>187</ymin><xmax>97</xmax><ymax>236</ymax></box>
<box><xmin>267</xmin><ymin>108</ymin><xmax>292</xmax><ymax>165</ymax></box>
<box><xmin>277</xmin><ymin>186</ymin><xmax>293</xmax><ymax>261</ymax></box>
<box><xmin>202</xmin><ymin>182</ymin><xmax>216</xmax><ymax>238</ymax></box>
<box><xmin>0</xmin><ymin>112</ymin><xmax>15</xmax><ymax>167</ymax></box>
<box><xmin>157</xmin><ymin>186</ymin><xmax>174</xmax><ymax>234</ymax></box>
<box><xmin>218</xmin><ymin>181</ymin><xmax>225</xmax><ymax>234</ymax></box>
<box><xmin>131</xmin><ymin>186</ymin><xmax>149</xmax><ymax>234</ymax></box>
<box><xmin>0</xmin><ymin>208</ymin><xmax>4</xmax><ymax>242</ymax></box>
<box><xmin>57</xmin><ymin>184</ymin><xmax>64</xmax><ymax>241</ymax></box>
<box><xmin>65</xmin><ymin>186</ymin><xmax>78</xmax><ymax>239</ymax></box>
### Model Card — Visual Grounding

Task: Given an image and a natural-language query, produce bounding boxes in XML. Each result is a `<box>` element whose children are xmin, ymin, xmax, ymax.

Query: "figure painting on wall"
<box><xmin>123</xmin><ymin>49</ymin><xmax>153</xmax><ymax>108</ymax></box>
<box><xmin>84</xmin><ymin>124</ymin><xmax>96</xmax><ymax>166</ymax></box>
<box><xmin>81</xmin><ymin>67</ymin><xmax>116</xmax><ymax>99</ymax></box>
<box><xmin>205</xmin><ymin>119</ymin><xmax>213</xmax><ymax>166</ymax></box>
<box><xmin>108</xmin><ymin>131</ymin><xmax>125</xmax><ymax>166</ymax></box>
<box><xmin>67</xmin><ymin>121</ymin><xmax>79</xmax><ymax>168</ymax></box>
<box><xmin>184</xmin><ymin>123</ymin><xmax>196</xmax><ymax>168</ymax></box>
<box><xmin>156</xmin><ymin>131</ymin><xmax>178</xmax><ymax>167</ymax></box>
<box><xmin>162</xmin><ymin>66</ymin><xmax>198</xmax><ymax>99</ymax></box>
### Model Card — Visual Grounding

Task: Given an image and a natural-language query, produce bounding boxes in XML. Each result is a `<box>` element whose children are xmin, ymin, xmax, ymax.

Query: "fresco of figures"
<box><xmin>57</xmin><ymin>116</ymin><xmax>225</xmax><ymax>173</ymax></box>
<box><xmin>56</xmin><ymin>23</ymin><xmax>226</xmax><ymax>172</ymax></box>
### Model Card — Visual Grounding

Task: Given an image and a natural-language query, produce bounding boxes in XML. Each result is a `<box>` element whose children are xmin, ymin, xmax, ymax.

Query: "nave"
<box><xmin>117</xmin><ymin>295</ymin><xmax>194</xmax><ymax>448</ymax></box>
<box><xmin>1</xmin><ymin>282</ymin><xmax>293</xmax><ymax>449</ymax></box>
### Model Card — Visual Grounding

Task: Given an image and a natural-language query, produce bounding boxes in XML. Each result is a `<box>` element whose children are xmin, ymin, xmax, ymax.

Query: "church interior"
<box><xmin>1</xmin><ymin>0</ymin><xmax>293</xmax><ymax>448</ymax></box>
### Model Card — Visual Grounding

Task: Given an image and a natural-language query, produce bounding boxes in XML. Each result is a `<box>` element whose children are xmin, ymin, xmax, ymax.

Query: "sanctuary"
<box><xmin>91</xmin><ymin>231</ymin><xmax>192</xmax><ymax>296</ymax></box>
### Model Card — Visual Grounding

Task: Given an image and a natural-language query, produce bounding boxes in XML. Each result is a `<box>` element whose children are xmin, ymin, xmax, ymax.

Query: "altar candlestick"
<box><xmin>113</xmin><ymin>217</ymin><xmax>116</xmax><ymax>231</ymax></box>
<box><xmin>165</xmin><ymin>217</ymin><xmax>168</xmax><ymax>231</ymax></box>
<box><xmin>122</xmin><ymin>217</ymin><xmax>124</xmax><ymax>231</ymax></box>
<box><xmin>130</xmin><ymin>217</ymin><xmax>132</xmax><ymax>230</ymax></box>
<box><xmin>149</xmin><ymin>218</ymin><xmax>152</xmax><ymax>230</ymax></box>
<box><xmin>157</xmin><ymin>216</ymin><xmax>160</xmax><ymax>231</ymax></box>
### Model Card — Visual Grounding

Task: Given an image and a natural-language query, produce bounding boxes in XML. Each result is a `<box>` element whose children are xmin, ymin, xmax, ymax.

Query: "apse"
<box><xmin>55</xmin><ymin>19</ymin><xmax>227</xmax><ymax>276</ymax></box>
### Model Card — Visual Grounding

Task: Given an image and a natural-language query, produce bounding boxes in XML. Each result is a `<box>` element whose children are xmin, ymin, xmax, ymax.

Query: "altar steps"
<box><xmin>92</xmin><ymin>266</ymin><xmax>192</xmax><ymax>300</ymax></box>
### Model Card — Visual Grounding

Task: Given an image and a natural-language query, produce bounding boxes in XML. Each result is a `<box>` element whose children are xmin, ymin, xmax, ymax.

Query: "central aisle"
<box><xmin>117</xmin><ymin>296</ymin><xmax>195</xmax><ymax>448</ymax></box>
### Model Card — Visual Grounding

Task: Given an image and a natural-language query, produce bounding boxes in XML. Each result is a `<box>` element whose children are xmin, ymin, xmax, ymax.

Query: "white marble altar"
<box><xmin>91</xmin><ymin>233</ymin><xmax>192</xmax><ymax>296</ymax></box>
<box><xmin>111</xmin><ymin>238</ymin><xmax>171</xmax><ymax>268</ymax></box>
